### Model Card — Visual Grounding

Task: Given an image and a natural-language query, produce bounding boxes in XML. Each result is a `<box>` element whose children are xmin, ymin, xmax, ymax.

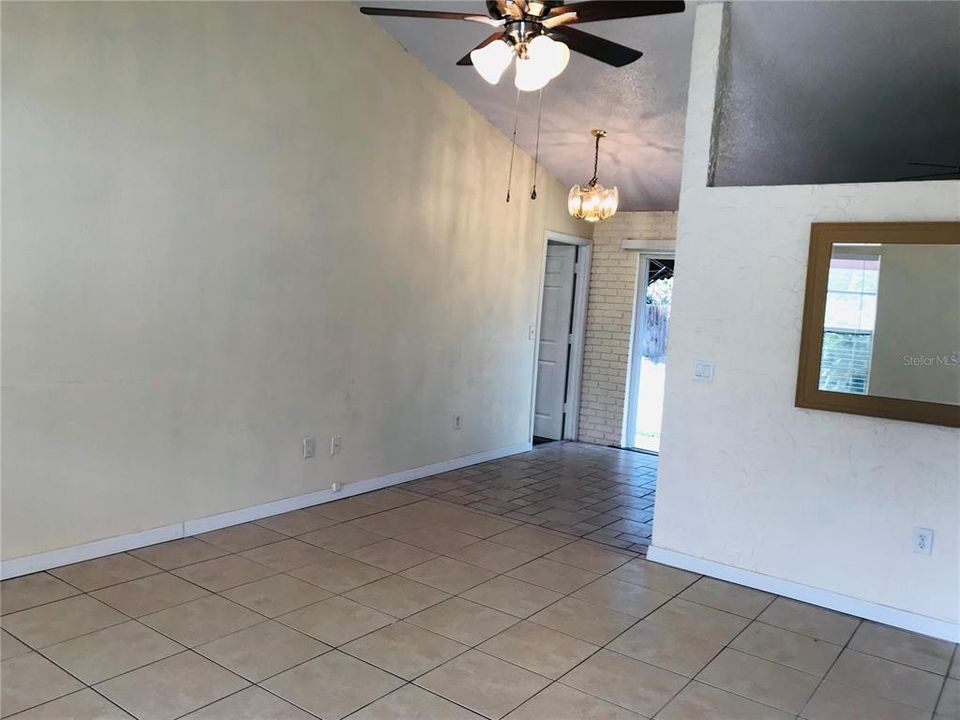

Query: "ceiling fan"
<box><xmin>359</xmin><ymin>1</ymin><xmax>686</xmax><ymax>91</ymax></box>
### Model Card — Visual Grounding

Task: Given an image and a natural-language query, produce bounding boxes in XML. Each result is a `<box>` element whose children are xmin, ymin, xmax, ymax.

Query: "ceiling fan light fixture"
<box><xmin>471</xmin><ymin>39</ymin><xmax>513</xmax><ymax>84</ymax></box>
<box><xmin>514</xmin><ymin>54</ymin><xmax>551</xmax><ymax>92</ymax></box>
<box><xmin>527</xmin><ymin>34</ymin><xmax>570</xmax><ymax>79</ymax></box>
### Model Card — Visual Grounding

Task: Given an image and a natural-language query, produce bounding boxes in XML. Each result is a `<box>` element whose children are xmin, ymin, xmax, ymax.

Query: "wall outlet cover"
<box><xmin>913</xmin><ymin>527</ymin><xmax>934</xmax><ymax>555</ymax></box>
<box><xmin>302</xmin><ymin>437</ymin><xmax>316</xmax><ymax>459</ymax></box>
<box><xmin>330</xmin><ymin>436</ymin><xmax>342</xmax><ymax>456</ymax></box>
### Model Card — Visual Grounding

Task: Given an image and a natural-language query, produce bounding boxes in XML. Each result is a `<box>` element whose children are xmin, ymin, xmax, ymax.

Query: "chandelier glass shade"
<box><xmin>569</xmin><ymin>129</ymin><xmax>619</xmax><ymax>222</ymax></box>
<box><xmin>471</xmin><ymin>35</ymin><xmax>569</xmax><ymax>92</ymax></box>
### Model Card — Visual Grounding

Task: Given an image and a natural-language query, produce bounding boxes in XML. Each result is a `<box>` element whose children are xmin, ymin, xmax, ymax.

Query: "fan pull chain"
<box><xmin>530</xmin><ymin>87</ymin><xmax>544</xmax><ymax>200</ymax></box>
<box><xmin>506</xmin><ymin>88</ymin><xmax>520</xmax><ymax>203</ymax></box>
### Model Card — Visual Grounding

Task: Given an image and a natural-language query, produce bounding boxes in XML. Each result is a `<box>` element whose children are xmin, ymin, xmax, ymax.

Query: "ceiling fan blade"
<box><xmin>542</xmin><ymin>11</ymin><xmax>577</xmax><ymax>29</ymax></box>
<box><xmin>896</xmin><ymin>170</ymin><xmax>960</xmax><ymax>181</ymax></box>
<box><xmin>456</xmin><ymin>31</ymin><xmax>507</xmax><ymax>66</ymax></box>
<box><xmin>549</xmin><ymin>26</ymin><xmax>642</xmax><ymax>67</ymax></box>
<box><xmin>359</xmin><ymin>7</ymin><xmax>501</xmax><ymax>26</ymax></box>
<box><xmin>547</xmin><ymin>1</ymin><xmax>685</xmax><ymax>24</ymax></box>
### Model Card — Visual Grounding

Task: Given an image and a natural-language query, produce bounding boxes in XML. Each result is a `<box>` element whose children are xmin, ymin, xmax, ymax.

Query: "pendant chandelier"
<box><xmin>568</xmin><ymin>129</ymin><xmax>619</xmax><ymax>223</ymax></box>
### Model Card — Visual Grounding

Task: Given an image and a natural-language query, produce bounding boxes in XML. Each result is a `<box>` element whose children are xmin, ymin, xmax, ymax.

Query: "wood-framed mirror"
<box><xmin>796</xmin><ymin>222</ymin><xmax>960</xmax><ymax>427</ymax></box>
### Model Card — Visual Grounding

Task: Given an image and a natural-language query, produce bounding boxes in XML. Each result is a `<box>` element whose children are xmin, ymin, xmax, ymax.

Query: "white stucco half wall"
<box><xmin>651</xmin><ymin>3</ymin><xmax>960</xmax><ymax>639</ymax></box>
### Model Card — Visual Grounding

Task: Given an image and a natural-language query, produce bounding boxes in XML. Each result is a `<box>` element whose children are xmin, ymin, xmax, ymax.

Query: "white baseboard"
<box><xmin>1</xmin><ymin>442</ymin><xmax>531</xmax><ymax>580</ymax></box>
<box><xmin>647</xmin><ymin>545</ymin><xmax>959</xmax><ymax>643</ymax></box>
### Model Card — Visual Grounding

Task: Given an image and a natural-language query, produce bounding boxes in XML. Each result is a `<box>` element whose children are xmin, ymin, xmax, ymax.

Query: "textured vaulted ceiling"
<box><xmin>361</xmin><ymin>1</ymin><xmax>960</xmax><ymax>211</ymax></box>
<box><xmin>361</xmin><ymin>0</ymin><xmax>696</xmax><ymax>211</ymax></box>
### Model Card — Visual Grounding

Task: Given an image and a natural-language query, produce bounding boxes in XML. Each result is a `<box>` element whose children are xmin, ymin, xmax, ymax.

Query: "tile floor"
<box><xmin>1</xmin><ymin>443</ymin><xmax>957</xmax><ymax>719</ymax></box>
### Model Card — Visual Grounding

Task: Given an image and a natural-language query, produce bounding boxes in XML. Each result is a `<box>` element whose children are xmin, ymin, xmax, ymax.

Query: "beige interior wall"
<box><xmin>1</xmin><ymin>1</ymin><xmax>584</xmax><ymax>560</ymax></box>
<box><xmin>578</xmin><ymin>212</ymin><xmax>677</xmax><ymax>446</ymax></box>
<box><xmin>869</xmin><ymin>244</ymin><xmax>960</xmax><ymax>404</ymax></box>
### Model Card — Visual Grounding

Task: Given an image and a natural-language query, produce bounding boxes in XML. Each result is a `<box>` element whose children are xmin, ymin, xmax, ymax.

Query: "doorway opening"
<box><xmin>532</xmin><ymin>234</ymin><xmax>590</xmax><ymax>442</ymax></box>
<box><xmin>625</xmin><ymin>255</ymin><xmax>674</xmax><ymax>454</ymax></box>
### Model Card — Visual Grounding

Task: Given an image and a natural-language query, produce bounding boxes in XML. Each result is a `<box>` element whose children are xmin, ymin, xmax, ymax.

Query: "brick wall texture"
<box><xmin>577</xmin><ymin>211</ymin><xmax>678</xmax><ymax>446</ymax></box>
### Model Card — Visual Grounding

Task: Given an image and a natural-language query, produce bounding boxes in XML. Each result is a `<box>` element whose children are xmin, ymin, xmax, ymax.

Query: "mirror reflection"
<box><xmin>819</xmin><ymin>243</ymin><xmax>960</xmax><ymax>405</ymax></box>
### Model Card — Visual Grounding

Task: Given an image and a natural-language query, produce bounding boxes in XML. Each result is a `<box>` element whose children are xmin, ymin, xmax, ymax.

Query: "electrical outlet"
<box><xmin>913</xmin><ymin>527</ymin><xmax>934</xmax><ymax>555</ymax></box>
<box><xmin>528</xmin><ymin>325</ymin><xmax>537</xmax><ymax>341</ymax></box>
<box><xmin>330</xmin><ymin>436</ymin><xmax>342</xmax><ymax>456</ymax></box>
<box><xmin>302</xmin><ymin>437</ymin><xmax>316</xmax><ymax>459</ymax></box>
<box><xmin>453</xmin><ymin>414</ymin><xmax>463</xmax><ymax>430</ymax></box>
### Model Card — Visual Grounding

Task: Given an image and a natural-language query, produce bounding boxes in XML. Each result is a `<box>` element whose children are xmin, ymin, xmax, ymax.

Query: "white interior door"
<box><xmin>534</xmin><ymin>243</ymin><xmax>577</xmax><ymax>439</ymax></box>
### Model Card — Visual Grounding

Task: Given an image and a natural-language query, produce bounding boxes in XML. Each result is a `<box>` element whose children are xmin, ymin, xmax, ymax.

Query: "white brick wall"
<box><xmin>577</xmin><ymin>211</ymin><xmax>678</xmax><ymax>446</ymax></box>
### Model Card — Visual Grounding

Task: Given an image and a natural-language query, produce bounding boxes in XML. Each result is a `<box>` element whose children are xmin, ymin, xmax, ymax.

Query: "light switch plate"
<box><xmin>693</xmin><ymin>360</ymin><xmax>715</xmax><ymax>382</ymax></box>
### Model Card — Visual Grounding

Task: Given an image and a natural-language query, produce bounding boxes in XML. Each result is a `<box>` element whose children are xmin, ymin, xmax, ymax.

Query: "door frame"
<box><xmin>624</xmin><ymin>251</ymin><xmax>675</xmax><ymax>451</ymax></box>
<box><xmin>529</xmin><ymin>230</ymin><xmax>592</xmax><ymax>443</ymax></box>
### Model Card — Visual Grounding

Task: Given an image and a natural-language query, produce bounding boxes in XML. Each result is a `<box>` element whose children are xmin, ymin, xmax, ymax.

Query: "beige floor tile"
<box><xmin>506</xmin><ymin>558</ymin><xmax>601</xmax><ymax>594</ymax></box>
<box><xmin>732</xmin><ymin>621</ymin><xmax>843</xmax><ymax>676</ymax></box>
<box><xmin>181</xmin><ymin>686</ymin><xmax>315</xmax><ymax>720</ymax></box>
<box><xmin>349</xmin><ymin>684</ymin><xmax>485</xmax><ymax>720</ymax></box>
<box><xmin>559</xmin><ymin>648</ymin><xmax>686</xmax><ymax>717</ymax></box>
<box><xmin>288</xmin><ymin>552</ymin><xmax>389</xmax><ymax>593</ymax></box>
<box><xmin>488</xmin><ymin>525</ymin><xmax>574</xmax><ymax>555</ymax></box>
<box><xmin>462</xmin><ymin>576</ymin><xmax>563</xmax><ymax>618</ymax></box>
<box><xmin>342</xmin><ymin>621</ymin><xmax>468</xmax><ymax>680</ymax></box>
<box><xmin>1</xmin><ymin>595</ymin><xmax>125</xmax><ymax>648</ymax></box>
<box><xmin>658</xmin><ymin>680</ymin><xmax>794</xmax><ymax>720</ymax></box>
<box><xmin>939</xmin><ymin>678</ymin><xmax>960</xmax><ymax>718</ymax></box>
<box><xmin>130</xmin><ymin>538</ymin><xmax>227</xmax><ymax>570</ymax></box>
<box><xmin>436</xmin><ymin>512</ymin><xmax>518</xmax><ymax>539</ymax></box>
<box><xmin>505</xmin><ymin>683</ymin><xmax>644</xmax><ymax>720</ymax></box>
<box><xmin>91</xmin><ymin>572</ymin><xmax>209</xmax><ymax>617</ymax></box>
<box><xmin>572</xmin><ymin>576</ymin><xmax>671</xmax><ymax>619</ymax></box>
<box><xmin>349</xmin><ymin>539</ymin><xmax>437</xmax><ymax>573</ymax></box>
<box><xmin>348</xmin><ymin>512</ymin><xmax>429</xmax><ymax>538</ymax></box>
<box><xmin>278</xmin><ymin>596</ymin><xmax>394</xmax><ymax>646</ymax></box>
<box><xmin>48</xmin><ymin>554</ymin><xmax>158</xmax><ymax>592</ymax></box>
<box><xmin>758</xmin><ymin>597</ymin><xmax>859</xmax><ymax>644</ymax></box>
<box><xmin>254</xmin><ymin>509</ymin><xmax>338</xmax><ymax>536</ymax></box>
<box><xmin>344</xmin><ymin>575</ymin><xmax>449</xmax><ymax>618</ymax></box>
<box><xmin>394</xmin><ymin>525</ymin><xmax>478</xmax><ymax>553</ymax></box>
<box><xmin>198</xmin><ymin>523</ymin><xmax>287</xmax><ymax>552</ymax></box>
<box><xmin>530</xmin><ymin>596</ymin><xmax>637</xmax><ymax>645</ymax></box>
<box><xmin>448</xmin><ymin>540</ymin><xmax>538</xmax><ymax>573</ymax></box>
<box><xmin>0</xmin><ymin>573</ymin><xmax>79</xmax><ymax>616</ymax></box>
<box><xmin>195</xmin><ymin>620</ymin><xmax>328</xmax><ymax>681</ymax></box>
<box><xmin>644</xmin><ymin>598</ymin><xmax>749</xmax><ymax>644</ymax></box>
<box><xmin>140</xmin><ymin>595</ymin><xmax>262</xmax><ymax>647</ymax></box>
<box><xmin>1</xmin><ymin>629</ymin><xmax>30</xmax><ymax>661</ymax></box>
<box><xmin>544</xmin><ymin>540</ymin><xmax>633</xmax><ymax>573</ymax></box>
<box><xmin>310</xmin><ymin>498</ymin><xmax>381</xmax><ymax>522</ymax></box>
<box><xmin>42</xmin><ymin>620</ymin><xmax>183</xmax><ymax>684</ymax></box>
<box><xmin>679</xmin><ymin>577</ymin><xmax>775</xmax><ymax>618</ymax></box>
<box><xmin>298</xmin><ymin>524</ymin><xmax>385</xmax><ymax>554</ymax></box>
<box><xmin>850</xmin><ymin>621</ymin><xmax>955</xmax><ymax>674</ymax></box>
<box><xmin>96</xmin><ymin>651</ymin><xmax>248</xmax><ymax>720</ymax></box>
<box><xmin>171</xmin><ymin>555</ymin><xmax>277</xmax><ymax>592</ymax></box>
<box><xmin>407</xmin><ymin>597</ymin><xmax>518</xmax><ymax>645</ymax></box>
<box><xmin>479</xmin><ymin>621</ymin><xmax>597</xmax><ymax>679</ymax></box>
<box><xmin>221</xmin><ymin>574</ymin><xmax>331</xmax><ymax>617</ymax></box>
<box><xmin>698</xmin><ymin>648</ymin><xmax>820</xmax><ymax>714</ymax></box>
<box><xmin>0</xmin><ymin>652</ymin><xmax>84</xmax><ymax>717</ymax></box>
<box><xmin>608</xmin><ymin>619</ymin><xmax>723</xmax><ymax>677</ymax></box>
<box><xmin>355</xmin><ymin>489</ymin><xmax>420</xmax><ymax>510</ymax></box>
<box><xmin>802</xmin><ymin>679</ymin><xmax>932</xmax><ymax>720</ymax></box>
<box><xmin>8</xmin><ymin>689</ymin><xmax>133</xmax><ymax>719</ymax></box>
<box><xmin>239</xmin><ymin>538</ymin><xmax>329</xmax><ymax>571</ymax></box>
<box><xmin>827</xmin><ymin>648</ymin><xmax>944</xmax><ymax>711</ymax></box>
<box><xmin>400</xmin><ymin>556</ymin><xmax>497</xmax><ymax>594</ymax></box>
<box><xmin>416</xmin><ymin>649</ymin><xmax>550</xmax><ymax>720</ymax></box>
<box><xmin>608</xmin><ymin>557</ymin><xmax>700</xmax><ymax>595</ymax></box>
<box><xmin>263</xmin><ymin>650</ymin><xmax>403</xmax><ymax>720</ymax></box>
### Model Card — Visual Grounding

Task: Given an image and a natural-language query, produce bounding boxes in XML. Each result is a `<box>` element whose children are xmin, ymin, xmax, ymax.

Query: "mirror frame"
<box><xmin>796</xmin><ymin>221</ymin><xmax>960</xmax><ymax>428</ymax></box>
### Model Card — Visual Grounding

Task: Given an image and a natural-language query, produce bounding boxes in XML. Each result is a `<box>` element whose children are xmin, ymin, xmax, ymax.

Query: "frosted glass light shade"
<box><xmin>471</xmin><ymin>40</ymin><xmax>513</xmax><ymax>84</ymax></box>
<box><xmin>527</xmin><ymin>35</ymin><xmax>569</xmax><ymax>79</ymax></box>
<box><xmin>568</xmin><ymin>183</ymin><xmax>619</xmax><ymax>222</ymax></box>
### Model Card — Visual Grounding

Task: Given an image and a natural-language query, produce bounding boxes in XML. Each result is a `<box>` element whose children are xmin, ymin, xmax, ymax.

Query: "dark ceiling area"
<box><xmin>713</xmin><ymin>2</ymin><xmax>960</xmax><ymax>188</ymax></box>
